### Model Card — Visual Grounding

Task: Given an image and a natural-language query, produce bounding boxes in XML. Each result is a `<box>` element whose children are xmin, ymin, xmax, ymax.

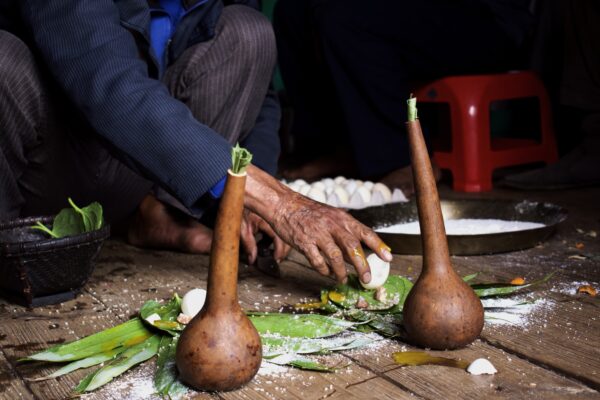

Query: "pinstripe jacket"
<box><xmin>0</xmin><ymin>0</ymin><xmax>279</xmax><ymax>214</ymax></box>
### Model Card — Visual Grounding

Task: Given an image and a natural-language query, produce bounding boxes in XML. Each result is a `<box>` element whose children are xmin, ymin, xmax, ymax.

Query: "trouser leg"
<box><xmin>163</xmin><ymin>5</ymin><xmax>276</xmax><ymax>144</ymax></box>
<box><xmin>0</xmin><ymin>30</ymin><xmax>152</xmax><ymax>224</ymax></box>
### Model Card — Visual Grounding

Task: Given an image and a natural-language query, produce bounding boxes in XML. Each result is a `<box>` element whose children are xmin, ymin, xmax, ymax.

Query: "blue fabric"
<box><xmin>208</xmin><ymin>175</ymin><xmax>227</xmax><ymax>199</ymax></box>
<box><xmin>149</xmin><ymin>0</ymin><xmax>184</xmax><ymax>72</ymax></box>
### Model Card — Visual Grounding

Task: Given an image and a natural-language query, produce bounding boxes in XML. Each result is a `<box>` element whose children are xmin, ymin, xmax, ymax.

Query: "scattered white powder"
<box><xmin>258</xmin><ymin>358</ymin><xmax>291</xmax><ymax>377</ymax></box>
<box><xmin>549</xmin><ymin>281</ymin><xmax>598</xmax><ymax>296</ymax></box>
<box><xmin>80</xmin><ymin>362</ymin><xmax>165</xmax><ymax>400</ymax></box>
<box><xmin>482</xmin><ymin>296</ymin><xmax>553</xmax><ymax>326</ymax></box>
<box><xmin>376</xmin><ymin>219</ymin><xmax>545</xmax><ymax>235</ymax></box>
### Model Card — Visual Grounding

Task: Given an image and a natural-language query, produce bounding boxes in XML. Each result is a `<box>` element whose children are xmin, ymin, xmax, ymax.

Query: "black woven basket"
<box><xmin>0</xmin><ymin>216</ymin><xmax>110</xmax><ymax>307</ymax></box>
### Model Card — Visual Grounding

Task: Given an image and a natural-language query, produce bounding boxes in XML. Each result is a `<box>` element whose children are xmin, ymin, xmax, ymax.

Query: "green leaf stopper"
<box><xmin>407</xmin><ymin>96</ymin><xmax>418</xmax><ymax>122</ymax></box>
<box><xmin>231</xmin><ymin>143</ymin><xmax>253</xmax><ymax>175</ymax></box>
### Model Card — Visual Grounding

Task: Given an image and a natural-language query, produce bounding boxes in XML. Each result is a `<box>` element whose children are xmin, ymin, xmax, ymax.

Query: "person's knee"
<box><xmin>221</xmin><ymin>6</ymin><xmax>276</xmax><ymax>71</ymax></box>
<box><xmin>0</xmin><ymin>31</ymin><xmax>38</xmax><ymax>93</ymax></box>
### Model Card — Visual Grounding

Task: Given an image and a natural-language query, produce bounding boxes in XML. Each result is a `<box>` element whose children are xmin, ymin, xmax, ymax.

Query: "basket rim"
<box><xmin>0</xmin><ymin>215</ymin><xmax>110</xmax><ymax>255</ymax></box>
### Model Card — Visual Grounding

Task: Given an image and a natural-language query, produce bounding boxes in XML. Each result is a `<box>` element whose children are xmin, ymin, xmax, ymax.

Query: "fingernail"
<box><xmin>362</xmin><ymin>272</ymin><xmax>371</xmax><ymax>283</ymax></box>
<box><xmin>379</xmin><ymin>243</ymin><xmax>393</xmax><ymax>261</ymax></box>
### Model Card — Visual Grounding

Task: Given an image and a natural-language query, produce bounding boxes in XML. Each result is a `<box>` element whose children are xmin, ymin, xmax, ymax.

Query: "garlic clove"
<box><xmin>467</xmin><ymin>358</ymin><xmax>497</xmax><ymax>375</ymax></box>
<box><xmin>181</xmin><ymin>288</ymin><xmax>207</xmax><ymax>318</ymax></box>
<box><xmin>360</xmin><ymin>253</ymin><xmax>390</xmax><ymax>289</ymax></box>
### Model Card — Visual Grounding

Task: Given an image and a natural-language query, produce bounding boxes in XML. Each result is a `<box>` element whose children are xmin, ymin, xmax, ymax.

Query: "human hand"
<box><xmin>244</xmin><ymin>166</ymin><xmax>393</xmax><ymax>283</ymax></box>
<box><xmin>240</xmin><ymin>209</ymin><xmax>291</xmax><ymax>265</ymax></box>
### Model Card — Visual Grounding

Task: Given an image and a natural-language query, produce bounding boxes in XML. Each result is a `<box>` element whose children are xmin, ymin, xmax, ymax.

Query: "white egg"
<box><xmin>307</xmin><ymin>186</ymin><xmax>327</xmax><ymax>203</ymax></box>
<box><xmin>355</xmin><ymin>186</ymin><xmax>372</xmax><ymax>204</ymax></box>
<box><xmin>325</xmin><ymin>186</ymin><xmax>334</xmax><ymax>196</ymax></box>
<box><xmin>293</xmin><ymin>179</ymin><xmax>307</xmax><ymax>187</ymax></box>
<box><xmin>332</xmin><ymin>186</ymin><xmax>349</xmax><ymax>206</ymax></box>
<box><xmin>467</xmin><ymin>358</ymin><xmax>497</xmax><ymax>375</ymax></box>
<box><xmin>363</xmin><ymin>181</ymin><xmax>374</xmax><ymax>190</ymax></box>
<box><xmin>288</xmin><ymin>182</ymin><xmax>301</xmax><ymax>192</ymax></box>
<box><xmin>311</xmin><ymin>181</ymin><xmax>326</xmax><ymax>191</ymax></box>
<box><xmin>372</xmin><ymin>182</ymin><xmax>393</xmax><ymax>203</ymax></box>
<box><xmin>326</xmin><ymin>193</ymin><xmax>340</xmax><ymax>208</ymax></box>
<box><xmin>321</xmin><ymin>178</ymin><xmax>335</xmax><ymax>188</ymax></box>
<box><xmin>392</xmin><ymin>188</ymin><xmax>409</xmax><ymax>203</ymax></box>
<box><xmin>181</xmin><ymin>288</ymin><xmax>207</xmax><ymax>318</ymax></box>
<box><xmin>345</xmin><ymin>180</ymin><xmax>358</xmax><ymax>196</ymax></box>
<box><xmin>360</xmin><ymin>253</ymin><xmax>390</xmax><ymax>290</ymax></box>
<box><xmin>371</xmin><ymin>191</ymin><xmax>385</xmax><ymax>207</ymax></box>
<box><xmin>299</xmin><ymin>184</ymin><xmax>312</xmax><ymax>196</ymax></box>
<box><xmin>334</xmin><ymin>176</ymin><xmax>346</xmax><ymax>185</ymax></box>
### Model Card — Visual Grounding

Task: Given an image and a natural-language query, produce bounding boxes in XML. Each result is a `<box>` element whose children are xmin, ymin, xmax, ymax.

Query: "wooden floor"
<box><xmin>1</xmin><ymin>186</ymin><xmax>599</xmax><ymax>400</ymax></box>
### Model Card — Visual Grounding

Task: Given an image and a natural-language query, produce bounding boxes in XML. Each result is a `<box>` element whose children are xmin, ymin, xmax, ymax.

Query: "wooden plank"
<box><xmin>0</xmin><ymin>351</ymin><xmax>34</xmax><ymax>400</ymax></box>
<box><xmin>222</xmin><ymin>360</ymin><xmax>414</xmax><ymax>400</ymax></box>
<box><xmin>346</xmin><ymin>338</ymin><xmax>598</xmax><ymax>399</ymax></box>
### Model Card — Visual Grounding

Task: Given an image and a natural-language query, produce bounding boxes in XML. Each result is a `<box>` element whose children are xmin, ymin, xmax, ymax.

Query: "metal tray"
<box><xmin>350</xmin><ymin>199</ymin><xmax>568</xmax><ymax>255</ymax></box>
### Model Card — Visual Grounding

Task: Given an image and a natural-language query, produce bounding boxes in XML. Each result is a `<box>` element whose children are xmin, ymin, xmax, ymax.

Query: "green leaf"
<box><xmin>265</xmin><ymin>355</ymin><xmax>333</xmax><ymax>372</ymax></box>
<box><xmin>471</xmin><ymin>272</ymin><xmax>555</xmax><ymax>298</ymax></box>
<box><xmin>68</xmin><ymin>198</ymin><xmax>104</xmax><ymax>232</ymax></box>
<box><xmin>462</xmin><ymin>273</ymin><xmax>478</xmax><ymax>282</ymax></box>
<box><xmin>393</xmin><ymin>351</ymin><xmax>469</xmax><ymax>369</ymax></box>
<box><xmin>231</xmin><ymin>143</ymin><xmax>253</xmax><ymax>174</ymax></box>
<box><xmin>155</xmin><ymin>336</ymin><xmax>188</xmax><ymax>399</ymax></box>
<box><xmin>75</xmin><ymin>335</ymin><xmax>160</xmax><ymax>393</ymax></box>
<box><xmin>30</xmin><ymin>221</ymin><xmax>58</xmax><ymax>238</ymax></box>
<box><xmin>22</xmin><ymin>318</ymin><xmax>152</xmax><ymax>363</ymax></box>
<box><xmin>50</xmin><ymin>208</ymin><xmax>85</xmax><ymax>238</ymax></box>
<box><xmin>140</xmin><ymin>294</ymin><xmax>183</xmax><ymax>336</ymax></box>
<box><xmin>31</xmin><ymin>347</ymin><xmax>127</xmax><ymax>381</ymax></box>
<box><xmin>249</xmin><ymin>313</ymin><xmax>355</xmax><ymax>339</ymax></box>
<box><xmin>328</xmin><ymin>275</ymin><xmax>413</xmax><ymax>312</ymax></box>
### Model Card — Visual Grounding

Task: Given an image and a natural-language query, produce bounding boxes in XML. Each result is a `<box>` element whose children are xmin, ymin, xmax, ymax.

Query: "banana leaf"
<box><xmin>30</xmin><ymin>347</ymin><xmax>127</xmax><ymax>381</ymax></box>
<box><xmin>249</xmin><ymin>313</ymin><xmax>355</xmax><ymax>338</ymax></box>
<box><xmin>155</xmin><ymin>335</ymin><xmax>188</xmax><ymax>399</ymax></box>
<box><xmin>75</xmin><ymin>334</ymin><xmax>161</xmax><ymax>393</ymax></box>
<box><xmin>21</xmin><ymin>318</ymin><xmax>152</xmax><ymax>363</ymax></box>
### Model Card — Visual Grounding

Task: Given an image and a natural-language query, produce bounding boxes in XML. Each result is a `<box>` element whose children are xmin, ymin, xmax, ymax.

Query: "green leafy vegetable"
<box><xmin>140</xmin><ymin>294</ymin><xmax>183</xmax><ymax>336</ymax></box>
<box><xmin>31</xmin><ymin>198</ymin><xmax>104</xmax><ymax>238</ymax></box>
<box><xmin>471</xmin><ymin>272</ymin><xmax>555</xmax><ymax>298</ymax></box>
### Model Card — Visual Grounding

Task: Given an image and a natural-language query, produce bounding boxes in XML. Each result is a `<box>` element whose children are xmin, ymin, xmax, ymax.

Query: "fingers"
<box><xmin>303</xmin><ymin>244</ymin><xmax>330</xmax><ymax>277</ymax></box>
<box><xmin>357</xmin><ymin>221</ymin><xmax>393</xmax><ymax>263</ymax></box>
<box><xmin>273</xmin><ymin>237</ymin><xmax>291</xmax><ymax>263</ymax></box>
<box><xmin>240</xmin><ymin>219</ymin><xmax>258</xmax><ymax>264</ymax></box>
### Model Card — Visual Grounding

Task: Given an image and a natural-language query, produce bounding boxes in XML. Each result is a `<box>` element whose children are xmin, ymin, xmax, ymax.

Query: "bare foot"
<box><xmin>127</xmin><ymin>195</ymin><xmax>213</xmax><ymax>253</ymax></box>
<box><xmin>380</xmin><ymin>162</ymin><xmax>442</xmax><ymax>197</ymax></box>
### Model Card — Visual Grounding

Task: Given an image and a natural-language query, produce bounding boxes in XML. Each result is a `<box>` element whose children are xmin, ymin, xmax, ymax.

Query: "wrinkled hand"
<box><xmin>271</xmin><ymin>191</ymin><xmax>393</xmax><ymax>283</ymax></box>
<box><xmin>241</xmin><ymin>209</ymin><xmax>291</xmax><ymax>265</ymax></box>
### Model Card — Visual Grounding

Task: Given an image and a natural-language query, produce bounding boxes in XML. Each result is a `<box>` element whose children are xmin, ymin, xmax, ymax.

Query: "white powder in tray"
<box><xmin>376</xmin><ymin>218</ymin><xmax>545</xmax><ymax>235</ymax></box>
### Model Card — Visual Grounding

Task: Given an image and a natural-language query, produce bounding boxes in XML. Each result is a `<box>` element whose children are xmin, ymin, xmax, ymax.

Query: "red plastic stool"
<box><xmin>413</xmin><ymin>71</ymin><xmax>559</xmax><ymax>192</ymax></box>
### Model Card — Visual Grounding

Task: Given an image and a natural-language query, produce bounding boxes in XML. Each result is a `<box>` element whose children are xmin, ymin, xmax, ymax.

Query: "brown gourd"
<box><xmin>176</xmin><ymin>147</ymin><xmax>261</xmax><ymax>391</ymax></box>
<box><xmin>402</xmin><ymin>97</ymin><xmax>484</xmax><ymax>350</ymax></box>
